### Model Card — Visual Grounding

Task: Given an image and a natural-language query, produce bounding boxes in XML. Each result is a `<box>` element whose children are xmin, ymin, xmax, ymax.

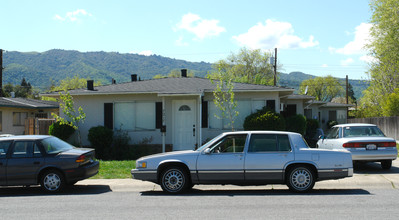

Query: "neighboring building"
<box><xmin>43</xmin><ymin>71</ymin><xmax>352</xmax><ymax>150</ymax></box>
<box><xmin>0</xmin><ymin>97</ymin><xmax>59</xmax><ymax>135</ymax></box>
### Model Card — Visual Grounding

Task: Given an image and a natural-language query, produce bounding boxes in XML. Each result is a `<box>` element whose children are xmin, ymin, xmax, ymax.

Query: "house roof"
<box><xmin>319</xmin><ymin>102</ymin><xmax>354</xmax><ymax>108</ymax></box>
<box><xmin>281</xmin><ymin>94</ymin><xmax>314</xmax><ymax>100</ymax></box>
<box><xmin>43</xmin><ymin>77</ymin><xmax>295</xmax><ymax>96</ymax></box>
<box><xmin>0</xmin><ymin>97</ymin><xmax>59</xmax><ymax>109</ymax></box>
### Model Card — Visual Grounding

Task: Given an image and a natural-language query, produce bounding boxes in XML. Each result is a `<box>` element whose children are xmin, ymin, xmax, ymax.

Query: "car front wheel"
<box><xmin>381</xmin><ymin>160</ymin><xmax>392</xmax><ymax>170</ymax></box>
<box><xmin>286</xmin><ymin>166</ymin><xmax>315</xmax><ymax>192</ymax></box>
<box><xmin>40</xmin><ymin>170</ymin><xmax>65</xmax><ymax>193</ymax></box>
<box><xmin>160</xmin><ymin>166</ymin><xmax>189</xmax><ymax>194</ymax></box>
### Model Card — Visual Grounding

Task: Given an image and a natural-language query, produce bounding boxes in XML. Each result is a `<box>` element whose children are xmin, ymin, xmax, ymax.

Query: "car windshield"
<box><xmin>342</xmin><ymin>126</ymin><xmax>385</xmax><ymax>138</ymax></box>
<box><xmin>196</xmin><ymin>133</ymin><xmax>225</xmax><ymax>151</ymax></box>
<box><xmin>40</xmin><ymin>137</ymin><xmax>74</xmax><ymax>154</ymax></box>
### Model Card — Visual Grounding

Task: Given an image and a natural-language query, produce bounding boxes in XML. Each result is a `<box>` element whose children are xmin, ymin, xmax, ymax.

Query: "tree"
<box><xmin>381</xmin><ymin>88</ymin><xmax>399</xmax><ymax>116</ymax></box>
<box><xmin>50</xmin><ymin>75</ymin><xmax>101</xmax><ymax>91</ymax></box>
<box><xmin>211</xmin><ymin>47</ymin><xmax>276</xmax><ymax>85</ymax></box>
<box><xmin>360</xmin><ymin>0</ymin><xmax>399</xmax><ymax>116</ymax></box>
<box><xmin>52</xmin><ymin>91</ymin><xmax>86</xmax><ymax>146</ymax></box>
<box><xmin>208</xmin><ymin>68</ymin><xmax>239</xmax><ymax>131</ymax></box>
<box><xmin>299</xmin><ymin>76</ymin><xmax>343</xmax><ymax>102</ymax></box>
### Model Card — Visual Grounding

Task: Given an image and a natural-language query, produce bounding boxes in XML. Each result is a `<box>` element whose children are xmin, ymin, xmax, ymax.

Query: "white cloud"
<box><xmin>233</xmin><ymin>19</ymin><xmax>319</xmax><ymax>50</ymax></box>
<box><xmin>360</xmin><ymin>55</ymin><xmax>377</xmax><ymax>64</ymax></box>
<box><xmin>54</xmin><ymin>9</ymin><xmax>93</xmax><ymax>22</ymax></box>
<box><xmin>341</xmin><ymin>58</ymin><xmax>354</xmax><ymax>66</ymax></box>
<box><xmin>138</xmin><ymin>50</ymin><xmax>153</xmax><ymax>56</ymax></box>
<box><xmin>331</xmin><ymin>23</ymin><xmax>372</xmax><ymax>55</ymax></box>
<box><xmin>321</xmin><ymin>64</ymin><xmax>328</xmax><ymax>68</ymax></box>
<box><xmin>175</xmin><ymin>13</ymin><xmax>226</xmax><ymax>40</ymax></box>
<box><xmin>175</xmin><ymin>36</ymin><xmax>189</xmax><ymax>46</ymax></box>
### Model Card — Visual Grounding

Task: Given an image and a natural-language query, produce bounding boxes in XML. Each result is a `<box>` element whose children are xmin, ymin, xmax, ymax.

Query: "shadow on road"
<box><xmin>354</xmin><ymin>162</ymin><xmax>399</xmax><ymax>174</ymax></box>
<box><xmin>0</xmin><ymin>184</ymin><xmax>111</xmax><ymax>197</ymax></box>
<box><xmin>140</xmin><ymin>188</ymin><xmax>370</xmax><ymax>197</ymax></box>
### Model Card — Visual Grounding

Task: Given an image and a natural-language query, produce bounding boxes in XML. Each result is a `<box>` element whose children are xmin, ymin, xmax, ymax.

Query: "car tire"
<box><xmin>40</xmin><ymin>170</ymin><xmax>65</xmax><ymax>193</ymax></box>
<box><xmin>286</xmin><ymin>166</ymin><xmax>315</xmax><ymax>192</ymax></box>
<box><xmin>160</xmin><ymin>166</ymin><xmax>189</xmax><ymax>194</ymax></box>
<box><xmin>381</xmin><ymin>160</ymin><xmax>392</xmax><ymax>170</ymax></box>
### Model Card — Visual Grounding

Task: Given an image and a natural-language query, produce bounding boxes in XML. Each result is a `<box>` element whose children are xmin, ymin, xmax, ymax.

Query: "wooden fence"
<box><xmin>25</xmin><ymin>118</ymin><xmax>55</xmax><ymax>135</ymax></box>
<box><xmin>348</xmin><ymin>116</ymin><xmax>399</xmax><ymax>140</ymax></box>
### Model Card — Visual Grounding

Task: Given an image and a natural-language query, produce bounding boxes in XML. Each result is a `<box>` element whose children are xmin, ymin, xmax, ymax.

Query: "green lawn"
<box><xmin>91</xmin><ymin>160</ymin><xmax>136</xmax><ymax>179</ymax></box>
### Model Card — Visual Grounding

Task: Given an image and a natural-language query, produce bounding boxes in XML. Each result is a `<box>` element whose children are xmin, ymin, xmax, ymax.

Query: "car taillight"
<box><xmin>343</xmin><ymin>142</ymin><xmax>397</xmax><ymax>148</ymax></box>
<box><xmin>76</xmin><ymin>155</ymin><xmax>85</xmax><ymax>163</ymax></box>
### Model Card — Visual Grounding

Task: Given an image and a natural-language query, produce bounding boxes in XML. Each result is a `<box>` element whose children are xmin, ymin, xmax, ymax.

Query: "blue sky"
<box><xmin>0</xmin><ymin>0</ymin><xmax>373</xmax><ymax>80</ymax></box>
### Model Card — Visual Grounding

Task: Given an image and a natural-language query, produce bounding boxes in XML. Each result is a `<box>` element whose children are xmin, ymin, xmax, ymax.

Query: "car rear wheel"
<box><xmin>40</xmin><ymin>170</ymin><xmax>65</xmax><ymax>193</ymax></box>
<box><xmin>160</xmin><ymin>166</ymin><xmax>189</xmax><ymax>194</ymax></box>
<box><xmin>381</xmin><ymin>160</ymin><xmax>392</xmax><ymax>170</ymax></box>
<box><xmin>286</xmin><ymin>166</ymin><xmax>315</xmax><ymax>192</ymax></box>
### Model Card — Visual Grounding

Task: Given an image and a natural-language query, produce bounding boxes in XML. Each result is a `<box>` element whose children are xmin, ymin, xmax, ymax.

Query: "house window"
<box><xmin>114</xmin><ymin>101</ymin><xmax>155</xmax><ymax>131</ymax></box>
<box><xmin>209</xmin><ymin>100</ymin><xmax>254</xmax><ymax>130</ymax></box>
<box><xmin>35</xmin><ymin>112</ymin><xmax>48</xmax><ymax>118</ymax></box>
<box><xmin>13</xmin><ymin>112</ymin><xmax>28</xmax><ymax>126</ymax></box>
<box><xmin>304</xmin><ymin>109</ymin><xmax>312</xmax><ymax>119</ymax></box>
<box><xmin>266</xmin><ymin>100</ymin><xmax>276</xmax><ymax>112</ymax></box>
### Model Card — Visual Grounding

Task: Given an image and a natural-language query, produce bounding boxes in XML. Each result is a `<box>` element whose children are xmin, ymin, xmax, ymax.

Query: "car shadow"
<box><xmin>140</xmin><ymin>188</ymin><xmax>370</xmax><ymax>197</ymax></box>
<box><xmin>0</xmin><ymin>184</ymin><xmax>111</xmax><ymax>197</ymax></box>
<box><xmin>354</xmin><ymin>162</ymin><xmax>399</xmax><ymax>174</ymax></box>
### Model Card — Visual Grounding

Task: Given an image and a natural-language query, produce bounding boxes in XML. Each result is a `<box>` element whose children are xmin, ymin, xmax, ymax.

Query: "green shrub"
<box><xmin>285</xmin><ymin>114</ymin><xmax>307</xmax><ymax>135</ymax></box>
<box><xmin>49</xmin><ymin>121</ymin><xmax>75</xmax><ymax>141</ymax></box>
<box><xmin>305</xmin><ymin>119</ymin><xmax>320</xmax><ymax>136</ymax></box>
<box><xmin>88</xmin><ymin>126</ymin><xmax>114</xmax><ymax>160</ymax></box>
<box><xmin>112</xmin><ymin>129</ymin><xmax>132</xmax><ymax>160</ymax></box>
<box><xmin>243</xmin><ymin>107</ymin><xmax>286</xmax><ymax>131</ymax></box>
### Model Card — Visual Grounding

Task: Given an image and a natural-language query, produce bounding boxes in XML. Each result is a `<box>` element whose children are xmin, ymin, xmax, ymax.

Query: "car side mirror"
<box><xmin>204</xmin><ymin>148</ymin><xmax>211</xmax><ymax>154</ymax></box>
<box><xmin>319</xmin><ymin>135</ymin><xmax>324</xmax><ymax>140</ymax></box>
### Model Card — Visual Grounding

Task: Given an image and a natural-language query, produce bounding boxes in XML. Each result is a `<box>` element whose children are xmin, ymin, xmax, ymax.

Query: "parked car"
<box><xmin>131</xmin><ymin>131</ymin><xmax>353</xmax><ymax>194</ymax></box>
<box><xmin>0</xmin><ymin>135</ymin><xmax>99</xmax><ymax>192</ymax></box>
<box><xmin>305</xmin><ymin>128</ymin><xmax>324</xmax><ymax>148</ymax></box>
<box><xmin>316</xmin><ymin>123</ymin><xmax>398</xmax><ymax>169</ymax></box>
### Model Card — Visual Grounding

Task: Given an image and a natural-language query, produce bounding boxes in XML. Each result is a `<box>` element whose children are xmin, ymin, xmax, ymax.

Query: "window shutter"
<box><xmin>104</xmin><ymin>103</ymin><xmax>113</xmax><ymax>129</ymax></box>
<box><xmin>202</xmin><ymin>101</ymin><xmax>208</xmax><ymax>128</ymax></box>
<box><xmin>156</xmin><ymin>102</ymin><xmax>162</xmax><ymax>129</ymax></box>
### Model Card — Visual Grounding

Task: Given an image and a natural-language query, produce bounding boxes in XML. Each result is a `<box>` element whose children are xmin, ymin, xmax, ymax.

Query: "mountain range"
<box><xmin>1</xmin><ymin>49</ymin><xmax>369</xmax><ymax>99</ymax></box>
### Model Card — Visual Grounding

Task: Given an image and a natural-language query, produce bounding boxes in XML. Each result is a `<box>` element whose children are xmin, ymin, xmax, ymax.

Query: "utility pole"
<box><xmin>273</xmin><ymin>48</ymin><xmax>277</xmax><ymax>86</ymax></box>
<box><xmin>0</xmin><ymin>49</ymin><xmax>3</xmax><ymax>97</ymax></box>
<box><xmin>346</xmin><ymin>75</ymin><xmax>349</xmax><ymax>121</ymax></box>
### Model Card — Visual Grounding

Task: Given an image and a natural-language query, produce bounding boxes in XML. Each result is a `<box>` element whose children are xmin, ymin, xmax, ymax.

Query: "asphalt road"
<box><xmin>1</xmin><ymin>161</ymin><xmax>399</xmax><ymax>219</ymax></box>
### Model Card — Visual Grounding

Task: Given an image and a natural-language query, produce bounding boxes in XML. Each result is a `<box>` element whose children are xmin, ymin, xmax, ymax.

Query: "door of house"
<box><xmin>173</xmin><ymin>100</ymin><xmax>196</xmax><ymax>151</ymax></box>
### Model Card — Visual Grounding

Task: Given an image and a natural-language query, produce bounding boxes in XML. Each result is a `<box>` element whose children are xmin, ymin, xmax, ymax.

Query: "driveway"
<box><xmin>78</xmin><ymin>160</ymin><xmax>399</xmax><ymax>192</ymax></box>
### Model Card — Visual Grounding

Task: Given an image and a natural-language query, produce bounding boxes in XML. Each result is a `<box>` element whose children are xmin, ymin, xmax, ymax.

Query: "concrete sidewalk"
<box><xmin>78</xmin><ymin>160</ymin><xmax>399</xmax><ymax>192</ymax></box>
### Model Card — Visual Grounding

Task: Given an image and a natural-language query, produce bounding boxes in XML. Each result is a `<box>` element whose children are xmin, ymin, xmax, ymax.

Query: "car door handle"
<box><xmin>33</xmin><ymin>161</ymin><xmax>40</xmax><ymax>165</ymax></box>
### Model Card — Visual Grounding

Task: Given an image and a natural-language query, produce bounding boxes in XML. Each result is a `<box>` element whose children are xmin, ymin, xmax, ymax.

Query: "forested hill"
<box><xmin>2</xmin><ymin>49</ymin><xmax>369</xmax><ymax>98</ymax></box>
<box><xmin>3</xmin><ymin>49</ymin><xmax>212</xmax><ymax>89</ymax></box>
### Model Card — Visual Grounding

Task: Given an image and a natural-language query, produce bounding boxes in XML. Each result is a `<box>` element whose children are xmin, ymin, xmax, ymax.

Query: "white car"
<box><xmin>317</xmin><ymin>123</ymin><xmax>398</xmax><ymax>169</ymax></box>
<box><xmin>132</xmin><ymin>131</ymin><xmax>353</xmax><ymax>194</ymax></box>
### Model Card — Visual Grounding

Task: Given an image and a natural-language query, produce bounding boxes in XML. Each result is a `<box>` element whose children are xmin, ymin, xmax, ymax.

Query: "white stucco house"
<box><xmin>43</xmin><ymin>71</ymin><xmax>352</xmax><ymax>150</ymax></box>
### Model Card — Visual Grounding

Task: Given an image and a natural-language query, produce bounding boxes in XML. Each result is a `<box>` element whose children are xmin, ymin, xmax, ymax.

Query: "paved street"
<box><xmin>1</xmin><ymin>161</ymin><xmax>399</xmax><ymax>219</ymax></box>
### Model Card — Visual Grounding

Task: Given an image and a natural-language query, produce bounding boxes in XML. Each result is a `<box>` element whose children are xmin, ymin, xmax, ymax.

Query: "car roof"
<box><xmin>334</xmin><ymin>123</ymin><xmax>377</xmax><ymax>127</ymax></box>
<box><xmin>0</xmin><ymin>135</ymin><xmax>52</xmax><ymax>141</ymax></box>
<box><xmin>222</xmin><ymin>130</ymin><xmax>301</xmax><ymax>135</ymax></box>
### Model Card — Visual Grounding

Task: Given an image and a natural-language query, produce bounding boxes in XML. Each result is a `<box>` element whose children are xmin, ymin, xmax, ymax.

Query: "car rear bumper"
<box><xmin>131</xmin><ymin>169</ymin><xmax>157</xmax><ymax>183</ymax></box>
<box><xmin>64</xmin><ymin>161</ymin><xmax>100</xmax><ymax>182</ymax></box>
<box><xmin>318</xmin><ymin>168</ymin><xmax>353</xmax><ymax>180</ymax></box>
<box><xmin>349</xmin><ymin>148</ymin><xmax>398</xmax><ymax>161</ymax></box>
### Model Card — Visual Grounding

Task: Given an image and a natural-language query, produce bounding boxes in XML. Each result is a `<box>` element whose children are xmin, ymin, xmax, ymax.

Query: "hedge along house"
<box><xmin>44</xmin><ymin>70</ymin><xmax>296</xmax><ymax>151</ymax></box>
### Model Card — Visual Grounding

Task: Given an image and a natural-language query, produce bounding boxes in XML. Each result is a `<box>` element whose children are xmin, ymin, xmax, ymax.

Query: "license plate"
<box><xmin>366</xmin><ymin>144</ymin><xmax>377</xmax><ymax>150</ymax></box>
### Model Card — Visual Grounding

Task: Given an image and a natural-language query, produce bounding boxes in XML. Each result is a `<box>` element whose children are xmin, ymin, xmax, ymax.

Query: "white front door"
<box><xmin>173</xmin><ymin>100</ymin><xmax>196</xmax><ymax>151</ymax></box>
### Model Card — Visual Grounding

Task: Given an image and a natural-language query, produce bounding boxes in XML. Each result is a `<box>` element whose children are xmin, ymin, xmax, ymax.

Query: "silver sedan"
<box><xmin>317</xmin><ymin>123</ymin><xmax>398</xmax><ymax>169</ymax></box>
<box><xmin>132</xmin><ymin>131</ymin><xmax>353</xmax><ymax>194</ymax></box>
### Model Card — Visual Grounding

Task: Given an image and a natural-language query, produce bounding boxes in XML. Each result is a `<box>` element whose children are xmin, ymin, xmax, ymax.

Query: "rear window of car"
<box><xmin>40</xmin><ymin>137</ymin><xmax>74</xmax><ymax>154</ymax></box>
<box><xmin>343</xmin><ymin>126</ymin><xmax>385</xmax><ymax>138</ymax></box>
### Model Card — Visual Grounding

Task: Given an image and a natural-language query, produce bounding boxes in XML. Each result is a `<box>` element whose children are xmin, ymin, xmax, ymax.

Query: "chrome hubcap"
<box><xmin>44</xmin><ymin>173</ymin><xmax>61</xmax><ymax>191</ymax></box>
<box><xmin>291</xmin><ymin>169</ymin><xmax>311</xmax><ymax>190</ymax></box>
<box><xmin>163</xmin><ymin>169</ymin><xmax>184</xmax><ymax>192</ymax></box>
